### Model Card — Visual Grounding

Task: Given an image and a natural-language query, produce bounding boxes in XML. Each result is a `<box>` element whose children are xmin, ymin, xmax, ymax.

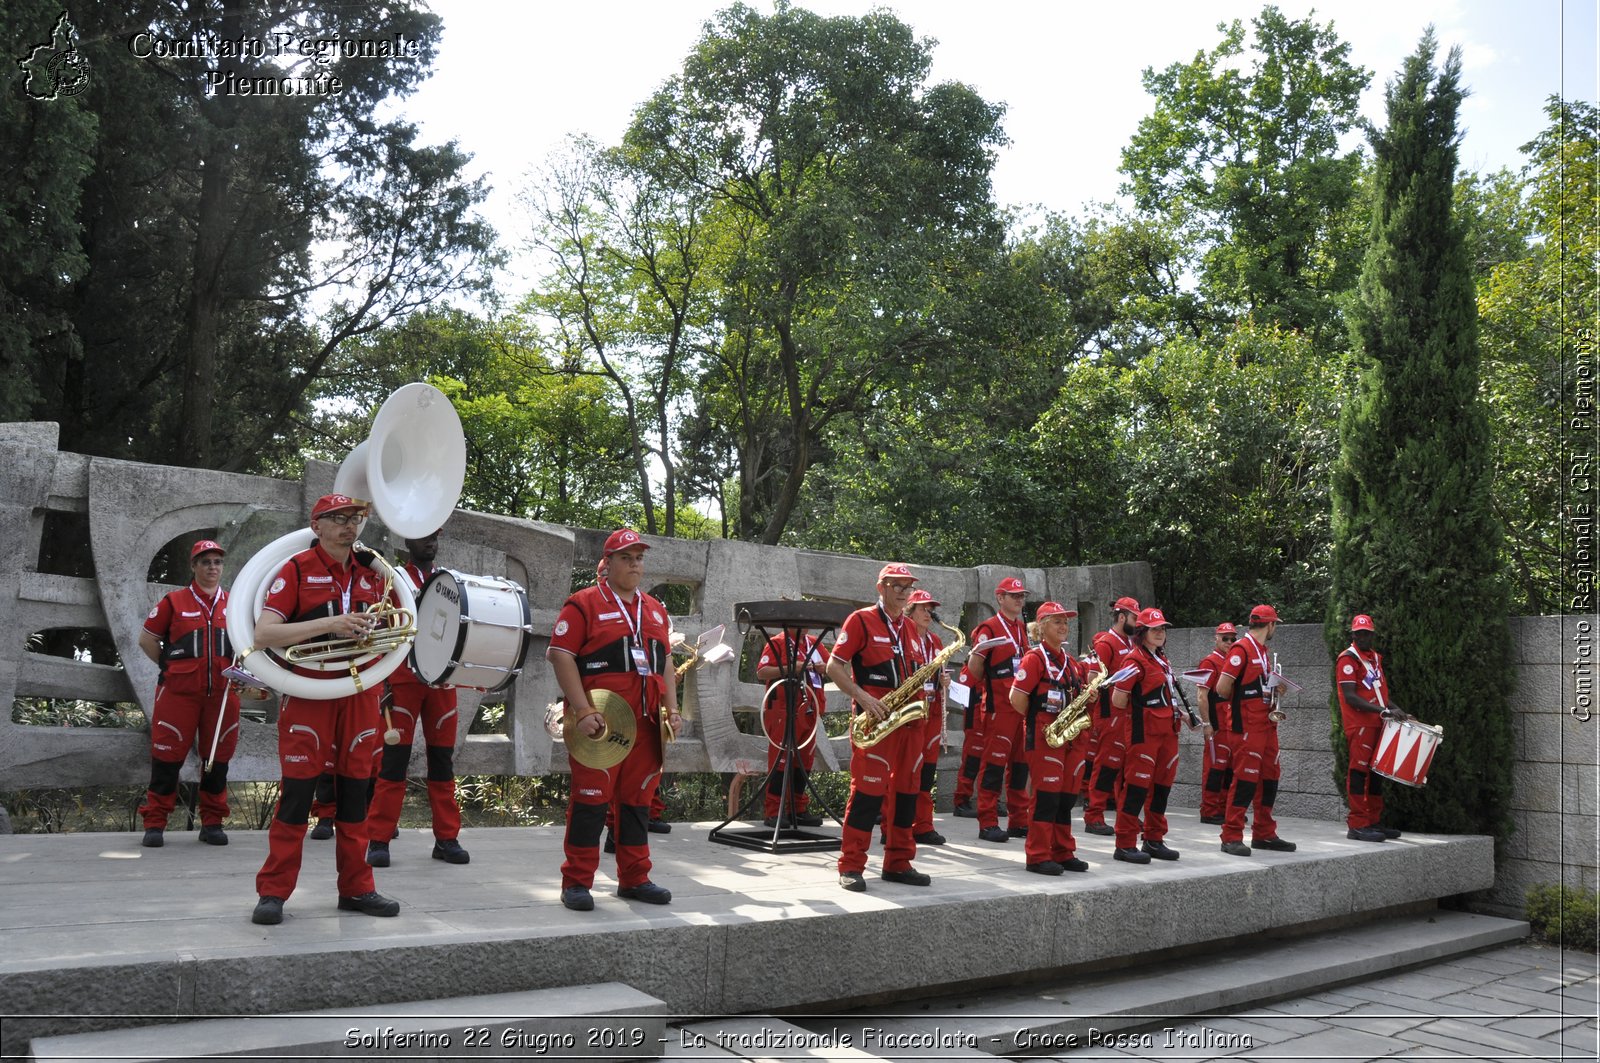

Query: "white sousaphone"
<box><xmin>225</xmin><ymin>383</ymin><xmax>467</xmax><ymax>700</ymax></box>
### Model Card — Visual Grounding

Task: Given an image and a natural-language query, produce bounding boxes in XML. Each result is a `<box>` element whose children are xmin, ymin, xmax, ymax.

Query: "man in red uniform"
<box><xmin>1195</xmin><ymin>621</ymin><xmax>1239</xmax><ymax>825</ymax></box>
<box><xmin>826</xmin><ymin>563</ymin><xmax>930</xmax><ymax>892</ymax></box>
<box><xmin>549</xmin><ymin>529</ymin><xmax>682</xmax><ymax>912</ymax></box>
<box><xmin>1083</xmin><ymin>596</ymin><xmax>1140</xmax><ymax>836</ymax></box>
<box><xmin>1008</xmin><ymin>601</ymin><xmax>1092</xmax><ymax>874</ymax></box>
<box><xmin>366</xmin><ymin>529</ymin><xmax>469</xmax><ymax>868</ymax></box>
<box><xmin>137</xmin><ymin>539</ymin><xmax>244</xmax><ymax>848</ymax></box>
<box><xmin>1108</xmin><ymin>607</ymin><xmax>1183</xmax><ymax>863</ymax></box>
<box><xmin>951</xmin><ymin>668</ymin><xmax>985</xmax><ymax>817</ymax></box>
<box><xmin>969</xmin><ymin>576</ymin><xmax>1034</xmax><ymax>844</ymax></box>
<box><xmin>753</xmin><ymin>623</ymin><xmax>828</xmax><ymax>828</ymax></box>
<box><xmin>1213</xmin><ymin>604</ymin><xmax>1297</xmax><ymax>857</ymax></box>
<box><xmin>251</xmin><ymin>495</ymin><xmax>400</xmax><ymax>925</ymax></box>
<box><xmin>906</xmin><ymin>589</ymin><xmax>950</xmax><ymax>846</ymax></box>
<box><xmin>1337</xmin><ymin>614</ymin><xmax>1408</xmax><ymax>843</ymax></box>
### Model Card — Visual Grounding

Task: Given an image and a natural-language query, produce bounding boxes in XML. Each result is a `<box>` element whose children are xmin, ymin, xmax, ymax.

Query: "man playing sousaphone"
<box><xmin>548</xmin><ymin>529</ymin><xmax>682</xmax><ymax>912</ymax></box>
<box><xmin>1337</xmin><ymin>614</ymin><xmax>1408</xmax><ymax>843</ymax></box>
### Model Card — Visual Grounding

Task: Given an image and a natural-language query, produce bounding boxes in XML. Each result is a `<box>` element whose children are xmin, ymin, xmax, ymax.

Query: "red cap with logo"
<box><xmin>1112</xmin><ymin>596</ymin><xmax>1141</xmax><ymax>614</ymax></box>
<box><xmin>603</xmin><ymin>528</ymin><xmax>649</xmax><ymax>556</ymax></box>
<box><xmin>190</xmin><ymin>539</ymin><xmax>225</xmax><ymax>560</ymax></box>
<box><xmin>877</xmin><ymin>563</ymin><xmax>918</xmax><ymax>584</ymax></box>
<box><xmin>1350</xmin><ymin>614</ymin><xmax>1376</xmax><ymax>632</ymax></box>
<box><xmin>311</xmin><ymin>493</ymin><xmax>368</xmax><ymax>519</ymax></box>
<box><xmin>1036</xmin><ymin>600</ymin><xmax>1077</xmax><ymax>621</ymax></box>
<box><xmin>1249</xmin><ymin>604</ymin><xmax>1281</xmax><ymax>624</ymax></box>
<box><xmin>996</xmin><ymin>576</ymin><xmax>1026</xmax><ymax>595</ymax></box>
<box><xmin>1136</xmin><ymin>607</ymin><xmax>1172</xmax><ymax>628</ymax></box>
<box><xmin>1214</xmin><ymin>621</ymin><xmax>1238</xmax><ymax>635</ymax></box>
<box><xmin>906</xmin><ymin>589</ymin><xmax>941</xmax><ymax>608</ymax></box>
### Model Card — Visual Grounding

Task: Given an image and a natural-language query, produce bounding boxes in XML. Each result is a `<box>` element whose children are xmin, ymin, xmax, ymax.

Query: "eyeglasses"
<box><xmin>1220</xmin><ymin>635</ymin><xmax>1237</xmax><ymax>642</ymax></box>
<box><xmin>317</xmin><ymin>512</ymin><xmax>366</xmax><ymax>526</ymax></box>
<box><xmin>884</xmin><ymin>582</ymin><xmax>916</xmax><ymax>592</ymax></box>
<box><xmin>1000</xmin><ymin>592</ymin><xmax>1025</xmax><ymax>600</ymax></box>
<box><xmin>194</xmin><ymin>558</ymin><xmax>224</xmax><ymax>566</ymax></box>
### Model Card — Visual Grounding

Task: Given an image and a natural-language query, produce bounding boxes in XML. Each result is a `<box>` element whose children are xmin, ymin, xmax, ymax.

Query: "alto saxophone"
<box><xmin>1044</xmin><ymin>654</ymin><xmax>1108</xmax><ymax>748</ymax></box>
<box><xmin>851</xmin><ymin>621</ymin><xmax>966</xmax><ymax>749</ymax></box>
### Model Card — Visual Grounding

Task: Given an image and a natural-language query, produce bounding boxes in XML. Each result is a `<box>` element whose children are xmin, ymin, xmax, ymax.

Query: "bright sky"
<box><xmin>400</xmin><ymin>0</ymin><xmax>1599</xmax><ymax>296</ymax></box>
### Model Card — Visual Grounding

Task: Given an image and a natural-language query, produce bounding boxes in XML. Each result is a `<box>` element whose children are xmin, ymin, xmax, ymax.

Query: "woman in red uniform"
<box><xmin>1008</xmin><ymin>601</ymin><xmax>1092</xmax><ymax>874</ymax></box>
<box><xmin>1108</xmin><ymin>607</ymin><xmax>1182</xmax><ymax>864</ymax></box>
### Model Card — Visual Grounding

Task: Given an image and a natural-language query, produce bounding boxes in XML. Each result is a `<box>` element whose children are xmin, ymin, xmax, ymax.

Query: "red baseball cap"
<box><xmin>1136</xmin><ymin>607</ymin><xmax>1172</xmax><ymax>628</ymax></box>
<box><xmin>1036</xmin><ymin>600</ymin><xmax>1077</xmax><ymax>621</ymax></box>
<box><xmin>1112</xmin><ymin>596</ymin><xmax>1141</xmax><ymax>613</ymax></box>
<box><xmin>603</xmin><ymin>528</ymin><xmax>649</xmax><ymax>556</ymax></box>
<box><xmin>996</xmin><ymin>576</ymin><xmax>1026</xmax><ymax>595</ymax></box>
<box><xmin>311</xmin><ymin>493</ymin><xmax>368</xmax><ymax>519</ymax></box>
<box><xmin>190</xmin><ymin>539</ymin><xmax>225</xmax><ymax>560</ymax></box>
<box><xmin>1351</xmin><ymin>614</ymin><xmax>1376</xmax><ymax>632</ymax></box>
<box><xmin>907</xmin><ymin>589</ymin><xmax>941</xmax><ymax>608</ymax></box>
<box><xmin>1215</xmin><ymin>621</ymin><xmax>1238</xmax><ymax>635</ymax></box>
<box><xmin>877</xmin><ymin>563</ymin><xmax>918</xmax><ymax>584</ymax></box>
<box><xmin>1249</xmin><ymin>604</ymin><xmax>1281</xmax><ymax>624</ymax></box>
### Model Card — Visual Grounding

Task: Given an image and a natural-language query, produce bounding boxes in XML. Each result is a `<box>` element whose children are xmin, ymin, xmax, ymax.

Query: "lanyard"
<box><xmin>599</xmin><ymin>581</ymin><xmax>645</xmax><ymax>643</ymax></box>
<box><xmin>188</xmin><ymin>585</ymin><xmax>218</xmax><ymax>622</ymax></box>
<box><xmin>1042</xmin><ymin>644</ymin><xmax>1069</xmax><ymax>686</ymax></box>
<box><xmin>874</xmin><ymin>602</ymin><xmax>907</xmax><ymax>677</ymax></box>
<box><xmin>1243</xmin><ymin>634</ymin><xmax>1270</xmax><ymax>684</ymax></box>
<box><xmin>998</xmin><ymin>613</ymin><xmax>1026</xmax><ymax>656</ymax></box>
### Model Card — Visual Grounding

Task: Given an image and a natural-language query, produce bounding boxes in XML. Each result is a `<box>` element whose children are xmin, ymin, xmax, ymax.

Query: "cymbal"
<box><xmin>562</xmin><ymin>689</ymin><xmax>637</xmax><ymax>769</ymax></box>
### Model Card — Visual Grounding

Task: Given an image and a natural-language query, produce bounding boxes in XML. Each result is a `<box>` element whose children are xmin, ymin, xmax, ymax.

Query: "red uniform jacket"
<box><xmin>1220</xmin><ymin>632</ymin><xmax>1274</xmax><ymax>733</ymax></box>
<box><xmin>831</xmin><ymin>604</ymin><xmax>914</xmax><ymax>710</ymax></box>
<box><xmin>262</xmin><ymin>543</ymin><xmax>388</xmax><ymax>681</ymax></box>
<box><xmin>1012</xmin><ymin>643</ymin><xmax>1088</xmax><ymax>751</ymax></box>
<box><xmin>1336</xmin><ymin>645</ymin><xmax>1388</xmax><ymax>731</ymax></box>
<box><xmin>144</xmin><ymin>584</ymin><xmax>232</xmax><ymax>695</ymax></box>
<box><xmin>549</xmin><ymin>583</ymin><xmax>671</xmax><ymax>715</ymax></box>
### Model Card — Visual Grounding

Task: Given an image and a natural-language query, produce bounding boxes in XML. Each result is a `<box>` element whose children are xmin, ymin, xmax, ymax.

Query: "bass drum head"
<box><xmin>410</xmin><ymin>569</ymin><xmax>468</xmax><ymax>685</ymax></box>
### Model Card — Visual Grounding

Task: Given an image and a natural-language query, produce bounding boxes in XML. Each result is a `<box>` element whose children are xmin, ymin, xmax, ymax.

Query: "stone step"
<box><xmin>29</xmin><ymin>982</ymin><xmax>668</xmax><ymax>1062</ymax></box>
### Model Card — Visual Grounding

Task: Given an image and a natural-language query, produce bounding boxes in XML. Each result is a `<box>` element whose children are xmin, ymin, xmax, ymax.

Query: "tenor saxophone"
<box><xmin>1044</xmin><ymin>655</ymin><xmax>1108</xmax><ymax>748</ymax></box>
<box><xmin>850</xmin><ymin>621</ymin><xmax>966</xmax><ymax>749</ymax></box>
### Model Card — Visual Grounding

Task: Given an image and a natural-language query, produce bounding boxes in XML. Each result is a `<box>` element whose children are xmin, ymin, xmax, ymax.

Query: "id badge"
<box><xmin>923</xmin><ymin>680</ymin><xmax>936</xmax><ymax>695</ymax></box>
<box><xmin>1046</xmin><ymin>688</ymin><xmax>1064</xmax><ymax>712</ymax></box>
<box><xmin>809</xmin><ymin>671</ymin><xmax>824</xmax><ymax>688</ymax></box>
<box><xmin>1011</xmin><ymin>655</ymin><xmax>1022</xmax><ymax>672</ymax></box>
<box><xmin>631</xmin><ymin>646</ymin><xmax>651</xmax><ymax>676</ymax></box>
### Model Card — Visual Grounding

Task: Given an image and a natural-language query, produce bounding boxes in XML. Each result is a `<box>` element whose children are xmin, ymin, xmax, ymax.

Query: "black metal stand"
<box><xmin>708</xmin><ymin>600</ymin><xmax>853</xmax><ymax>854</ymax></box>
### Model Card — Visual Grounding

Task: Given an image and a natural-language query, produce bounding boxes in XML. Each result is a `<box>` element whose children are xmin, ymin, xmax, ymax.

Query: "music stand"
<box><xmin>708</xmin><ymin>599</ymin><xmax>853</xmax><ymax>854</ymax></box>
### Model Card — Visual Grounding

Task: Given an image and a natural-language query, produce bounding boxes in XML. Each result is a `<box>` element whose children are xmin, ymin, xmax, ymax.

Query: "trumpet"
<box><xmin>282</xmin><ymin>547</ymin><xmax>417</xmax><ymax>665</ymax></box>
<box><xmin>1267</xmin><ymin>651</ymin><xmax>1286</xmax><ymax>723</ymax></box>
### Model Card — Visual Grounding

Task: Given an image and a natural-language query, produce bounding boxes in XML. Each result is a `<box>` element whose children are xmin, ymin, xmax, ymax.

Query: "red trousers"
<box><xmin>1223</xmin><ymin>727</ymin><xmax>1282</xmax><ymax>843</ymax></box>
<box><xmin>1344</xmin><ymin>723</ymin><xmax>1384</xmax><ymax>830</ymax></box>
<box><xmin>838</xmin><ymin>723</ymin><xmax>921</xmax><ymax>875</ymax></box>
<box><xmin>256</xmin><ymin>693</ymin><xmax>380</xmax><ymax>900</ymax></box>
<box><xmin>977</xmin><ymin>708</ymin><xmax>1033</xmax><ymax>831</ymax></box>
<box><xmin>1025</xmin><ymin>732</ymin><xmax>1090</xmax><ymax>864</ymax></box>
<box><xmin>139</xmin><ymin>678</ymin><xmax>240</xmax><ymax>828</ymax></box>
<box><xmin>1200</xmin><ymin>729</ymin><xmax>1241</xmax><ymax>820</ymax></box>
<box><xmin>953</xmin><ymin>704</ymin><xmax>988</xmax><ymax>805</ymax></box>
<box><xmin>1084</xmin><ymin>712</ymin><xmax>1126</xmax><ymax>826</ymax></box>
<box><xmin>762</xmin><ymin>687</ymin><xmax>818</xmax><ymax>817</ymax></box>
<box><xmin>368</xmin><ymin>681</ymin><xmax>462</xmax><ymax>842</ymax></box>
<box><xmin>1116</xmin><ymin>713</ymin><xmax>1179</xmax><ymax>849</ymax></box>
<box><xmin>914</xmin><ymin>700</ymin><xmax>944</xmax><ymax>834</ymax></box>
<box><xmin>562</xmin><ymin>712</ymin><xmax>664</xmax><ymax>891</ymax></box>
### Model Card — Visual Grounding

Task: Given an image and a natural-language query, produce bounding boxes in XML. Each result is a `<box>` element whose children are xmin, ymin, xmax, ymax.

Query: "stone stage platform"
<box><xmin>0</xmin><ymin>812</ymin><xmax>1497</xmax><ymax>1059</ymax></box>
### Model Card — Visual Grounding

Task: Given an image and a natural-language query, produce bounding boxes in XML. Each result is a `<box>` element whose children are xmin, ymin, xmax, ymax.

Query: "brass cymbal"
<box><xmin>562</xmin><ymin>689</ymin><xmax>637</xmax><ymax>769</ymax></box>
<box><xmin>661</xmin><ymin>714</ymin><xmax>677</xmax><ymax>748</ymax></box>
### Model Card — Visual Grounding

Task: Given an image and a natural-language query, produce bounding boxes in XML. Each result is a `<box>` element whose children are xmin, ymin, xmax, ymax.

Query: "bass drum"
<box><xmin>409</xmin><ymin>569</ymin><xmax>532</xmax><ymax>693</ymax></box>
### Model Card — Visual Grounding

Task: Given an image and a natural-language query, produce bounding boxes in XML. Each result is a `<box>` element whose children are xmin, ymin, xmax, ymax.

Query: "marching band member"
<box><xmin>1337</xmin><ymin>614</ymin><xmax>1407</xmax><ymax>843</ymax></box>
<box><xmin>1108</xmin><ymin>607</ymin><xmax>1182</xmax><ymax>863</ymax></box>
<box><xmin>1213</xmin><ymin>604</ymin><xmax>1297</xmax><ymax>857</ymax></box>
<box><xmin>251</xmin><ymin>495</ymin><xmax>400</xmax><ymax>925</ymax></box>
<box><xmin>906</xmin><ymin>589</ymin><xmax>950</xmax><ymax>846</ymax></box>
<box><xmin>754</xmin><ymin>623</ymin><xmax>828</xmax><ymax>828</ymax></box>
<box><xmin>1083</xmin><ymin>596</ymin><xmax>1140</xmax><ymax>836</ymax></box>
<box><xmin>951</xmin><ymin>665</ymin><xmax>985</xmax><ymax>818</ymax></box>
<box><xmin>136</xmin><ymin>539</ymin><xmax>246</xmax><ymax>848</ymax></box>
<box><xmin>548</xmin><ymin>529</ymin><xmax>681</xmax><ymax>911</ymax></box>
<box><xmin>1195</xmin><ymin>622</ymin><xmax>1239</xmax><ymax>825</ymax></box>
<box><xmin>366</xmin><ymin>529</ymin><xmax>469</xmax><ymax>868</ymax></box>
<box><xmin>1008</xmin><ymin>601</ymin><xmax>1091</xmax><ymax>874</ymax></box>
<box><xmin>827</xmin><ymin>563</ymin><xmax>929</xmax><ymax>892</ymax></box>
<box><xmin>968</xmin><ymin>577</ymin><xmax>1034</xmax><ymax>844</ymax></box>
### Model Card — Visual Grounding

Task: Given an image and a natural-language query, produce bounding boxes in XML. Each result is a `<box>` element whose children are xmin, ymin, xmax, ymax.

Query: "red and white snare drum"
<box><xmin>409</xmin><ymin>570</ymin><xmax>533</xmax><ymax>693</ymax></box>
<box><xmin>1372</xmin><ymin>717</ymin><xmax>1444</xmax><ymax>787</ymax></box>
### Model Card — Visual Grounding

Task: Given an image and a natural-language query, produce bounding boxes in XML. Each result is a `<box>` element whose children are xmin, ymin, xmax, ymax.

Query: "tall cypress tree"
<box><xmin>1327</xmin><ymin>32</ymin><xmax>1512</xmax><ymax>839</ymax></box>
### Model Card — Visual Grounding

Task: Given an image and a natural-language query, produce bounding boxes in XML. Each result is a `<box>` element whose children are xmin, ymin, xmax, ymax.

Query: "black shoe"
<box><xmin>561</xmin><ymin>885</ymin><xmax>594</xmax><ymax>911</ymax></box>
<box><xmin>978</xmin><ymin>826</ymin><xmax>1010</xmax><ymax>843</ymax></box>
<box><xmin>1142</xmin><ymin>840</ymin><xmax>1180</xmax><ymax>861</ymax></box>
<box><xmin>432</xmin><ymin>838</ymin><xmax>470</xmax><ymax>864</ymax></box>
<box><xmin>251</xmin><ymin>896</ymin><xmax>284</xmax><ymax>925</ymax></box>
<box><xmin>762</xmin><ymin>815</ymin><xmax>795</xmax><ymax>829</ymax></box>
<box><xmin>1347</xmin><ymin>826</ymin><xmax>1387</xmax><ymax>842</ymax></box>
<box><xmin>1026</xmin><ymin>861</ymin><xmax>1064</xmax><ymax>876</ymax></box>
<box><xmin>617</xmin><ymin>881</ymin><xmax>672</xmax><ymax>904</ymax></box>
<box><xmin>310</xmin><ymin>817</ymin><xmax>334</xmax><ymax>840</ymax></box>
<box><xmin>1380</xmin><ymin>826</ymin><xmax>1402</xmax><ymax>839</ymax></box>
<box><xmin>1007</xmin><ymin>826</ymin><xmax>1029</xmax><ymax>838</ymax></box>
<box><xmin>839</xmin><ymin>872</ymin><xmax>866</xmax><ymax>892</ymax></box>
<box><xmin>198</xmin><ymin>824</ymin><xmax>228</xmax><ymax>846</ymax></box>
<box><xmin>1221</xmin><ymin>841</ymin><xmax>1252</xmax><ymax>857</ymax></box>
<box><xmin>1200</xmin><ymin>814</ymin><xmax>1225</xmax><ymax>825</ymax></box>
<box><xmin>1253</xmin><ymin>836</ymin><xmax>1296</xmax><ymax>852</ymax></box>
<box><xmin>794</xmin><ymin>812</ymin><xmax>825</xmax><ymax>827</ymax></box>
<box><xmin>1061</xmin><ymin>857</ymin><xmax>1090</xmax><ymax>872</ymax></box>
<box><xmin>647</xmin><ymin>818</ymin><xmax>671</xmax><ymax>834</ymax></box>
<box><xmin>1084</xmin><ymin>822</ymin><xmax>1116</xmax><ymax>836</ymax></box>
<box><xmin>392</xmin><ymin>826</ymin><xmax>400</xmax><ymax>840</ymax></box>
<box><xmin>603</xmin><ymin>829</ymin><xmax>616</xmax><ymax>854</ymax></box>
<box><xmin>1113</xmin><ymin>847</ymin><xmax>1151</xmax><ymax>864</ymax></box>
<box><xmin>141</xmin><ymin>827</ymin><xmax>164</xmax><ymax>848</ymax></box>
<box><xmin>337</xmin><ymin>891</ymin><xmax>399</xmax><ymax>917</ymax></box>
<box><xmin>914</xmin><ymin>829</ymin><xmax>946</xmax><ymax>845</ymax></box>
<box><xmin>882</xmin><ymin>867</ymin><xmax>931</xmax><ymax>886</ymax></box>
<box><xmin>952</xmin><ymin>800</ymin><xmax>977</xmax><ymax>818</ymax></box>
<box><xmin>365</xmin><ymin>841</ymin><xmax>390</xmax><ymax>868</ymax></box>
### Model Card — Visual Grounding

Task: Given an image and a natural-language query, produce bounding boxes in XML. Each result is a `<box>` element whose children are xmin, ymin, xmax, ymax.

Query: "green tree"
<box><xmin>1327</xmin><ymin>33</ymin><xmax>1512</xmax><ymax>838</ymax></box>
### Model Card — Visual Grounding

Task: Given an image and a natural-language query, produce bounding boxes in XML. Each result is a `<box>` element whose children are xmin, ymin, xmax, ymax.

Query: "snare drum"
<box><xmin>409</xmin><ymin>570</ymin><xmax>533</xmax><ymax>692</ymax></box>
<box><xmin>1371</xmin><ymin>717</ymin><xmax>1444</xmax><ymax>788</ymax></box>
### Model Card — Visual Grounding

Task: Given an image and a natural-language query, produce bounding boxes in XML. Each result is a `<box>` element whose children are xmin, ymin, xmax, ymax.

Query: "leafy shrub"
<box><xmin>1526</xmin><ymin>884</ymin><xmax>1599</xmax><ymax>950</ymax></box>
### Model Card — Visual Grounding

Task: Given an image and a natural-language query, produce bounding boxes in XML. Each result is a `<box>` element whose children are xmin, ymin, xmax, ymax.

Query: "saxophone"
<box><xmin>850</xmin><ymin>621</ymin><xmax>966</xmax><ymax>749</ymax></box>
<box><xmin>1044</xmin><ymin>654</ymin><xmax>1108</xmax><ymax>748</ymax></box>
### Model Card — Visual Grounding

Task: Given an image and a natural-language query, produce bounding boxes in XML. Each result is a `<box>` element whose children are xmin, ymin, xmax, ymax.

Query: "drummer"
<box><xmin>1336</xmin><ymin>614</ymin><xmax>1409</xmax><ymax>843</ymax></box>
